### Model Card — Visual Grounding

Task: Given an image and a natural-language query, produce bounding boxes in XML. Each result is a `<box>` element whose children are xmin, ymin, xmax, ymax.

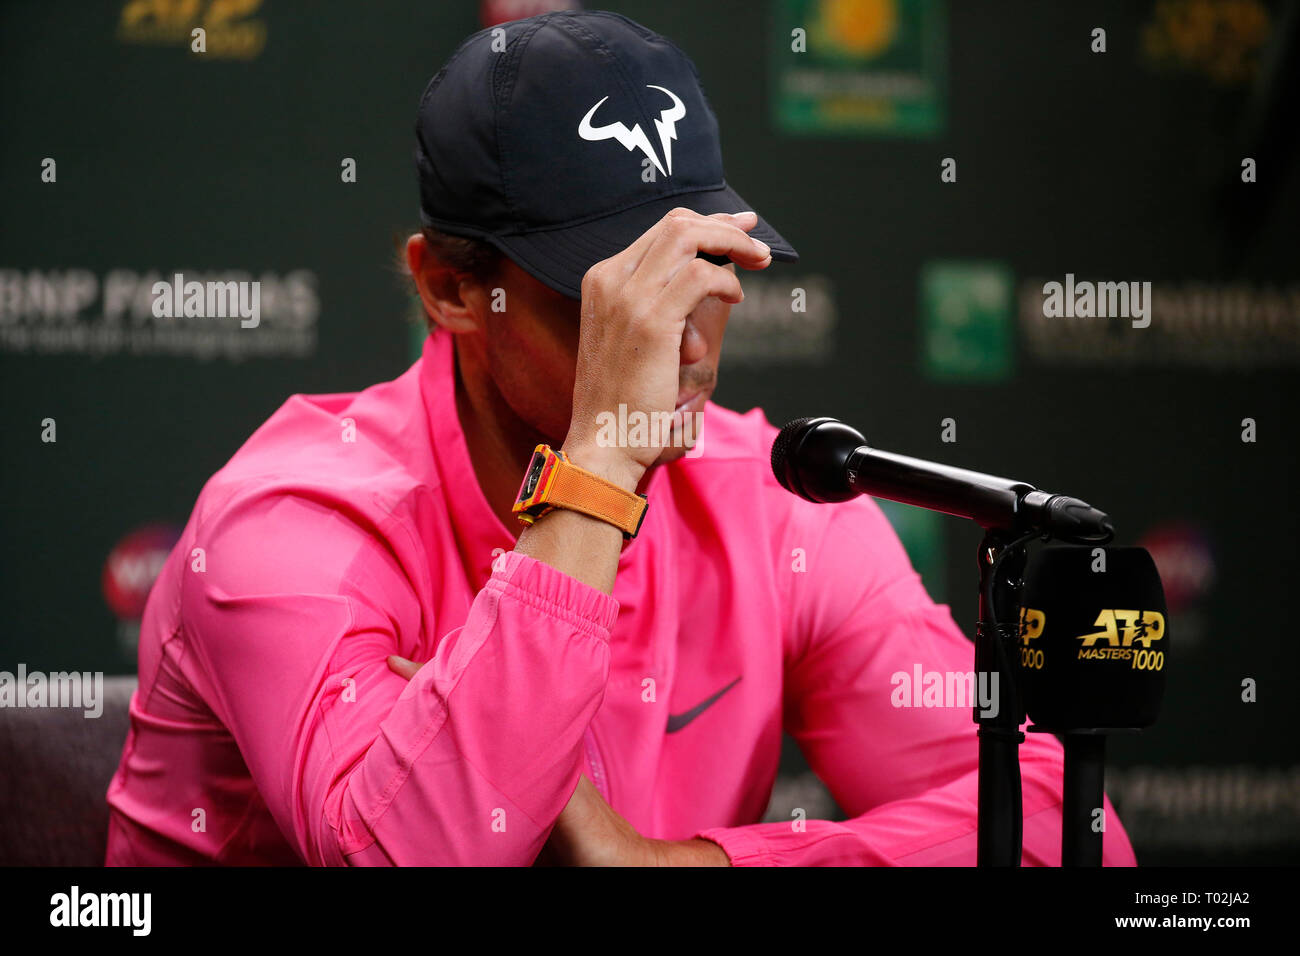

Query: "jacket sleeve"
<box><xmin>182</xmin><ymin>491</ymin><xmax>616</xmax><ymax>865</ymax></box>
<box><xmin>696</xmin><ymin>494</ymin><xmax>1138</xmax><ymax>866</ymax></box>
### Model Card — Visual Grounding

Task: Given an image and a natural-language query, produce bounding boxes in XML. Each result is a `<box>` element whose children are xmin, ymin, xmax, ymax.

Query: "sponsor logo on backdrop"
<box><xmin>1019</xmin><ymin>279</ymin><xmax>1300</xmax><ymax>366</ymax></box>
<box><xmin>102</xmin><ymin>524</ymin><xmax>182</xmax><ymax>657</ymax></box>
<box><xmin>720</xmin><ymin>273</ymin><xmax>837</xmax><ymax>366</ymax></box>
<box><xmin>481</xmin><ymin>0</ymin><xmax>578</xmax><ymax>28</ymax></box>
<box><xmin>1141</xmin><ymin>0</ymin><xmax>1272</xmax><ymax>86</ymax></box>
<box><xmin>1108</xmin><ymin>765</ymin><xmax>1300</xmax><ymax>855</ymax></box>
<box><xmin>920</xmin><ymin>260</ymin><xmax>1014</xmax><ymax>383</ymax></box>
<box><xmin>0</xmin><ymin>268</ymin><xmax>318</xmax><ymax>360</ymax></box>
<box><xmin>773</xmin><ymin>0</ymin><xmax>946</xmax><ymax>137</ymax></box>
<box><xmin>118</xmin><ymin>0</ymin><xmax>266</xmax><ymax>60</ymax></box>
<box><xmin>1138</xmin><ymin>521</ymin><xmax>1216</xmax><ymax>650</ymax></box>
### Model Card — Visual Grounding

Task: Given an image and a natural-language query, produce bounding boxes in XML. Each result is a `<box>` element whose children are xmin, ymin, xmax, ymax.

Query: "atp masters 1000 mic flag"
<box><xmin>1019</xmin><ymin>545</ymin><xmax>1169</xmax><ymax>732</ymax></box>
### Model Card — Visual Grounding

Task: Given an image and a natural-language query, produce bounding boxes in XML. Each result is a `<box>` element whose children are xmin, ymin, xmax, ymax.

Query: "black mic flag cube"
<box><xmin>1019</xmin><ymin>545</ymin><xmax>1169</xmax><ymax>732</ymax></box>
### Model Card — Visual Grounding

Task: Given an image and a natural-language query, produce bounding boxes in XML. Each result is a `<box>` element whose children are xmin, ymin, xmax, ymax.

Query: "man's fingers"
<box><xmin>386</xmin><ymin>655</ymin><xmax>425</xmax><ymax>680</ymax></box>
<box><xmin>711</xmin><ymin>209</ymin><xmax>757</xmax><ymax>229</ymax></box>
<box><xmin>649</xmin><ymin>257</ymin><xmax>745</xmax><ymax>322</ymax></box>
<box><xmin>613</xmin><ymin>206</ymin><xmax>704</xmax><ymax>268</ymax></box>
<box><xmin>634</xmin><ymin>213</ymin><xmax>769</xmax><ymax>292</ymax></box>
<box><xmin>616</xmin><ymin>208</ymin><xmax>765</xmax><ymax>278</ymax></box>
<box><xmin>717</xmin><ymin>212</ymin><xmax>773</xmax><ymax>271</ymax></box>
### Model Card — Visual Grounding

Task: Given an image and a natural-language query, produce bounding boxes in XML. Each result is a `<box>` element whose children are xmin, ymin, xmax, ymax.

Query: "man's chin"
<box><xmin>653</xmin><ymin>405</ymin><xmax>708</xmax><ymax>466</ymax></box>
<box><xmin>653</xmin><ymin>447</ymin><xmax>689</xmax><ymax>466</ymax></box>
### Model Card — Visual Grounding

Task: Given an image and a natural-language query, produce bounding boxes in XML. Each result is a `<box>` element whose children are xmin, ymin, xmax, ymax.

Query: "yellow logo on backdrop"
<box><xmin>815</xmin><ymin>0</ymin><xmax>898</xmax><ymax>59</ymax></box>
<box><xmin>119</xmin><ymin>0</ymin><xmax>267</xmax><ymax>60</ymax></box>
<box><xmin>1141</xmin><ymin>0</ymin><xmax>1270</xmax><ymax>86</ymax></box>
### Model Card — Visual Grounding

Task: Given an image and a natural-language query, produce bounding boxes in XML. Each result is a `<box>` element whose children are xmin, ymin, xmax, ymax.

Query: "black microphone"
<box><xmin>771</xmin><ymin>416</ymin><xmax>1113</xmax><ymax>543</ymax></box>
<box><xmin>1018</xmin><ymin>545</ymin><xmax>1169</xmax><ymax>866</ymax></box>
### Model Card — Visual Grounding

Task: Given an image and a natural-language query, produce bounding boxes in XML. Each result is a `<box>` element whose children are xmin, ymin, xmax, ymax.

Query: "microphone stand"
<box><xmin>975</xmin><ymin>529</ymin><xmax>1029</xmax><ymax>866</ymax></box>
<box><xmin>768</xmin><ymin>416</ymin><xmax>1120</xmax><ymax>867</ymax></box>
<box><xmin>1059</xmin><ymin>732</ymin><xmax>1105</xmax><ymax>866</ymax></box>
<box><xmin>1027</xmin><ymin>725</ymin><xmax>1139</xmax><ymax>865</ymax></box>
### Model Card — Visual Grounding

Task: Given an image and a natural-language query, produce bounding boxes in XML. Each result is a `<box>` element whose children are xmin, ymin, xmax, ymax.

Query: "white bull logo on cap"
<box><xmin>578</xmin><ymin>85</ymin><xmax>686</xmax><ymax>177</ymax></box>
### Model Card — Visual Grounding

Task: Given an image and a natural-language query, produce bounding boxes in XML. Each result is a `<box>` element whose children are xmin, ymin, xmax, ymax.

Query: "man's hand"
<box><xmin>387</xmin><ymin>655</ymin><xmax>730</xmax><ymax>866</ymax></box>
<box><xmin>563</xmin><ymin>207</ymin><xmax>770</xmax><ymax>484</ymax></box>
<box><xmin>513</xmin><ymin>208</ymin><xmax>769</xmax><ymax>597</ymax></box>
<box><xmin>533</xmin><ymin>774</ymin><xmax>730</xmax><ymax>867</ymax></box>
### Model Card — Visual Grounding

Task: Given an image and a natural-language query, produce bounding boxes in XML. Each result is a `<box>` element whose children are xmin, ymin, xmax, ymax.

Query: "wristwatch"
<box><xmin>513</xmin><ymin>444</ymin><xmax>649</xmax><ymax>539</ymax></box>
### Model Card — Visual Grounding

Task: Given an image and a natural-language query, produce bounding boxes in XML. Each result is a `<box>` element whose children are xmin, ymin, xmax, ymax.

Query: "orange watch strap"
<box><xmin>546</xmin><ymin>456</ymin><xmax>648</xmax><ymax>537</ymax></box>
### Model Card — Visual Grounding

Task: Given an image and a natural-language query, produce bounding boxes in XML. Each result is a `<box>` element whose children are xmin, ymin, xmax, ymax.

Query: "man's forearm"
<box><xmin>650</xmin><ymin>837</ymin><xmax>732</xmax><ymax>866</ymax></box>
<box><xmin>512</xmin><ymin>441</ymin><xmax>643</xmax><ymax>596</ymax></box>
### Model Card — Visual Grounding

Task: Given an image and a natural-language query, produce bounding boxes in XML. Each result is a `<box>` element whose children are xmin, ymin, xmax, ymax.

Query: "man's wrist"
<box><xmin>646</xmin><ymin>836</ymin><xmax>732</xmax><ymax>867</ymax></box>
<box><xmin>560</xmin><ymin>438</ymin><xmax>646</xmax><ymax>493</ymax></box>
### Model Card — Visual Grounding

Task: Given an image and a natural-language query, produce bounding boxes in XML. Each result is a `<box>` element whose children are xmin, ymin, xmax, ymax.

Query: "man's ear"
<box><xmin>406</xmin><ymin>233</ymin><xmax>481</xmax><ymax>334</ymax></box>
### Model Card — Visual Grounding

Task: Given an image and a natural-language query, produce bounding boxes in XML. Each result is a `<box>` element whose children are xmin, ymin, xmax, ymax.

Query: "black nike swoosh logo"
<box><xmin>665</xmin><ymin>676</ymin><xmax>742</xmax><ymax>733</ymax></box>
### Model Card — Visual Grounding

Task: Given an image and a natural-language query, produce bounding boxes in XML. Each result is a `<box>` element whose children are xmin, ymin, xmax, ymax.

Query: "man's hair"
<box><xmin>404</xmin><ymin>226</ymin><xmax>505</xmax><ymax>333</ymax></box>
<box><xmin>421</xmin><ymin>226</ymin><xmax>503</xmax><ymax>284</ymax></box>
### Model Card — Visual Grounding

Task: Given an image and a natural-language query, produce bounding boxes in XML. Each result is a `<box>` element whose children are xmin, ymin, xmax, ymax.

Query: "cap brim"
<box><xmin>485</xmin><ymin>184</ymin><xmax>797</xmax><ymax>299</ymax></box>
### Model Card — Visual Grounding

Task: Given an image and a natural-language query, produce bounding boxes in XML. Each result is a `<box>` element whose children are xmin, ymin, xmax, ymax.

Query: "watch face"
<box><xmin>521</xmin><ymin>451</ymin><xmax>547</xmax><ymax>500</ymax></box>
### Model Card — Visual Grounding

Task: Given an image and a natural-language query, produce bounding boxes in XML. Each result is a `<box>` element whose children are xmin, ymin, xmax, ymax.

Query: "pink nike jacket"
<box><xmin>105</xmin><ymin>328</ymin><xmax>1137</xmax><ymax>866</ymax></box>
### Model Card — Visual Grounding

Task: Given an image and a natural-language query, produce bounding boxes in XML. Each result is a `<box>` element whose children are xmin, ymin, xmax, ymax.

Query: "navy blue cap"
<box><xmin>415</xmin><ymin>10</ymin><xmax>797</xmax><ymax>299</ymax></box>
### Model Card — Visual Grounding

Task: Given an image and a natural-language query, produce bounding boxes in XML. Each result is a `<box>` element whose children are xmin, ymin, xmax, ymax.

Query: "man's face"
<box><xmin>468</xmin><ymin>257</ymin><xmax>732</xmax><ymax>466</ymax></box>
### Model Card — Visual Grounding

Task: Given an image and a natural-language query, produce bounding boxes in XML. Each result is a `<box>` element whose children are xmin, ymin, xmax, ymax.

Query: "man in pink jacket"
<box><xmin>106</xmin><ymin>10</ymin><xmax>1136</xmax><ymax>866</ymax></box>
